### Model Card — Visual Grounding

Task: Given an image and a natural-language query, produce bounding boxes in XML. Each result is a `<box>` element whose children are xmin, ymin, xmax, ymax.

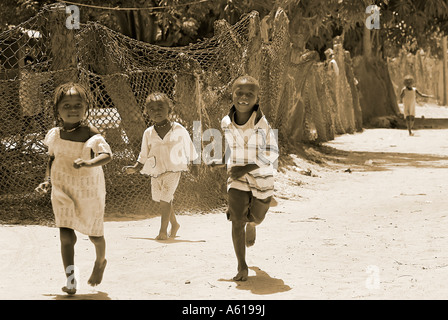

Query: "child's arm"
<box><xmin>416</xmin><ymin>89</ymin><xmax>433</xmax><ymax>99</ymax></box>
<box><xmin>400</xmin><ymin>87</ymin><xmax>405</xmax><ymax>103</ymax></box>
<box><xmin>123</xmin><ymin>161</ymin><xmax>144</xmax><ymax>174</ymax></box>
<box><xmin>35</xmin><ymin>155</ymin><xmax>54</xmax><ymax>194</ymax></box>
<box><xmin>230</xmin><ymin>124</ymin><xmax>279</xmax><ymax>180</ymax></box>
<box><xmin>73</xmin><ymin>153</ymin><xmax>112</xmax><ymax>169</ymax></box>
<box><xmin>74</xmin><ymin>127</ymin><xmax>113</xmax><ymax>168</ymax></box>
<box><xmin>209</xmin><ymin>135</ymin><xmax>229</xmax><ymax>169</ymax></box>
<box><xmin>123</xmin><ymin>129</ymin><xmax>148</xmax><ymax>174</ymax></box>
<box><xmin>254</xmin><ymin>124</ymin><xmax>279</xmax><ymax>168</ymax></box>
<box><xmin>229</xmin><ymin>164</ymin><xmax>259</xmax><ymax>180</ymax></box>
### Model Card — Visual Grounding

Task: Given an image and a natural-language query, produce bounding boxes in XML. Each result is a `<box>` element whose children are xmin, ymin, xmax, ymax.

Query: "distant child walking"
<box><xmin>400</xmin><ymin>75</ymin><xmax>433</xmax><ymax>136</ymax></box>
<box><xmin>35</xmin><ymin>82</ymin><xmax>112</xmax><ymax>295</ymax></box>
<box><xmin>122</xmin><ymin>92</ymin><xmax>198</xmax><ymax>240</ymax></box>
<box><xmin>219</xmin><ymin>75</ymin><xmax>279</xmax><ymax>281</ymax></box>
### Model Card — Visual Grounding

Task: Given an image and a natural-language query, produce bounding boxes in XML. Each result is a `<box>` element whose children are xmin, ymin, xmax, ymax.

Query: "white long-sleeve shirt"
<box><xmin>138</xmin><ymin>122</ymin><xmax>198</xmax><ymax>177</ymax></box>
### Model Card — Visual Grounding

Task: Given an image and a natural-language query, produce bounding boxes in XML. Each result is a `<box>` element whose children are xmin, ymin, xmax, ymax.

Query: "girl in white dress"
<box><xmin>400</xmin><ymin>75</ymin><xmax>433</xmax><ymax>136</ymax></box>
<box><xmin>35</xmin><ymin>82</ymin><xmax>112</xmax><ymax>295</ymax></box>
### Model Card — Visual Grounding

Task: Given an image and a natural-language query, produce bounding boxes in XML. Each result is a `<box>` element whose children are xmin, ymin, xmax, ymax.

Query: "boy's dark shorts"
<box><xmin>227</xmin><ymin>188</ymin><xmax>272</xmax><ymax>224</ymax></box>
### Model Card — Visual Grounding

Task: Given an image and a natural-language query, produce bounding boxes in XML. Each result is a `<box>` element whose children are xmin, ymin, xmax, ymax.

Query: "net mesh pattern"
<box><xmin>0</xmin><ymin>5</ymin><xmax>359</xmax><ymax>223</ymax></box>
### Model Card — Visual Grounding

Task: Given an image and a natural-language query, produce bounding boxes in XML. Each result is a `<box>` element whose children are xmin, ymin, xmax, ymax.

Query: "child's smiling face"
<box><xmin>57</xmin><ymin>89</ymin><xmax>87</xmax><ymax>125</ymax></box>
<box><xmin>146</xmin><ymin>100</ymin><xmax>170</xmax><ymax>123</ymax></box>
<box><xmin>232</xmin><ymin>82</ymin><xmax>259</xmax><ymax>114</ymax></box>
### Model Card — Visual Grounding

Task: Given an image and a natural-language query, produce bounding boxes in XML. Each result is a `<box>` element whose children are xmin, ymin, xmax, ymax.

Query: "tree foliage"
<box><xmin>2</xmin><ymin>0</ymin><xmax>448</xmax><ymax>57</ymax></box>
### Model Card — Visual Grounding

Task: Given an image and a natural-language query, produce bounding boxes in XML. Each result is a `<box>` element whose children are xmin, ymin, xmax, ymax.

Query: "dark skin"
<box><xmin>35</xmin><ymin>124</ymin><xmax>112</xmax><ymax>293</ymax></box>
<box><xmin>35</xmin><ymin>125</ymin><xmax>111</xmax><ymax>193</ymax></box>
<box><xmin>400</xmin><ymin>81</ymin><xmax>434</xmax><ymax>136</ymax></box>
<box><xmin>222</xmin><ymin>81</ymin><xmax>261</xmax><ymax>180</ymax></box>
<box><xmin>123</xmin><ymin>100</ymin><xmax>197</xmax><ymax>239</ymax></box>
<box><xmin>36</xmin><ymin>92</ymin><xmax>112</xmax><ymax>293</ymax></box>
<box><xmin>228</xmin><ymin>79</ymin><xmax>262</xmax><ymax>281</ymax></box>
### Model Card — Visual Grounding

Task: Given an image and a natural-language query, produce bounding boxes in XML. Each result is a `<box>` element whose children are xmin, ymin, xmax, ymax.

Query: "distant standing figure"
<box><xmin>400</xmin><ymin>75</ymin><xmax>433</xmax><ymax>136</ymax></box>
<box><xmin>324</xmin><ymin>48</ymin><xmax>339</xmax><ymax>77</ymax></box>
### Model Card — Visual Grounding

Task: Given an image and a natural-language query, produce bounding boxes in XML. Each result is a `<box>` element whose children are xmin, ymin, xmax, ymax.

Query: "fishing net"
<box><xmin>0</xmin><ymin>4</ymin><xmax>359</xmax><ymax>223</ymax></box>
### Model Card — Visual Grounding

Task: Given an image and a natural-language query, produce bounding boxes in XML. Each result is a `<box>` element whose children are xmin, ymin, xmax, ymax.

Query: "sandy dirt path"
<box><xmin>1</xmin><ymin>128</ymin><xmax>448</xmax><ymax>300</ymax></box>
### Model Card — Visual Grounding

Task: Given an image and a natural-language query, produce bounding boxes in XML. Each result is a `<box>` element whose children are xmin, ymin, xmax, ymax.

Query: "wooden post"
<box><xmin>48</xmin><ymin>4</ymin><xmax>77</xmax><ymax>71</ymax></box>
<box><xmin>363</xmin><ymin>25</ymin><xmax>371</xmax><ymax>59</ymax></box>
<box><xmin>442</xmin><ymin>36</ymin><xmax>447</xmax><ymax>106</ymax></box>
<box><xmin>270</xmin><ymin>7</ymin><xmax>290</xmax><ymax>127</ymax></box>
<box><xmin>245</xmin><ymin>11</ymin><xmax>262</xmax><ymax>79</ymax></box>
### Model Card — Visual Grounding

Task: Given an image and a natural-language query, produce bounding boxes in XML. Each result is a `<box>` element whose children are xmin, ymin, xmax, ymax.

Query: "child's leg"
<box><xmin>245</xmin><ymin>222</ymin><xmax>257</xmax><ymax>247</ymax></box>
<box><xmin>157</xmin><ymin>200</ymin><xmax>171</xmax><ymax>240</ymax></box>
<box><xmin>59</xmin><ymin>228</ymin><xmax>77</xmax><ymax>293</ymax></box>
<box><xmin>168</xmin><ymin>205</ymin><xmax>180</xmax><ymax>238</ymax></box>
<box><xmin>88</xmin><ymin>235</ymin><xmax>107</xmax><ymax>286</ymax></box>
<box><xmin>409</xmin><ymin>116</ymin><xmax>415</xmax><ymax>133</ymax></box>
<box><xmin>232</xmin><ymin>220</ymin><xmax>248</xmax><ymax>281</ymax></box>
<box><xmin>406</xmin><ymin>116</ymin><xmax>414</xmax><ymax>135</ymax></box>
<box><xmin>406</xmin><ymin>116</ymin><xmax>411</xmax><ymax>134</ymax></box>
<box><xmin>245</xmin><ymin>196</ymin><xmax>271</xmax><ymax>247</ymax></box>
<box><xmin>228</xmin><ymin>189</ymin><xmax>251</xmax><ymax>281</ymax></box>
<box><xmin>154</xmin><ymin>172</ymin><xmax>182</xmax><ymax>240</ymax></box>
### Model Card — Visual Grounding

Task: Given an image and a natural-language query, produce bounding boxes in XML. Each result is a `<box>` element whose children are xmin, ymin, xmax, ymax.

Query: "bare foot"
<box><xmin>233</xmin><ymin>268</ymin><xmax>248</xmax><ymax>281</ymax></box>
<box><xmin>169</xmin><ymin>222</ymin><xmax>180</xmax><ymax>238</ymax></box>
<box><xmin>156</xmin><ymin>232</ymin><xmax>168</xmax><ymax>240</ymax></box>
<box><xmin>246</xmin><ymin>222</ymin><xmax>256</xmax><ymax>247</ymax></box>
<box><xmin>62</xmin><ymin>277</ymin><xmax>77</xmax><ymax>295</ymax></box>
<box><xmin>62</xmin><ymin>286</ymin><xmax>77</xmax><ymax>295</ymax></box>
<box><xmin>88</xmin><ymin>259</ymin><xmax>107</xmax><ymax>286</ymax></box>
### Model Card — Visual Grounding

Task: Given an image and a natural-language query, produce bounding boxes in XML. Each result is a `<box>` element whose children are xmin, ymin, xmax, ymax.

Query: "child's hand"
<box><xmin>209</xmin><ymin>160</ymin><xmax>226</xmax><ymax>171</ymax></box>
<box><xmin>229</xmin><ymin>164</ymin><xmax>259</xmax><ymax>180</ymax></box>
<box><xmin>229</xmin><ymin>166</ymin><xmax>247</xmax><ymax>180</ymax></box>
<box><xmin>122</xmin><ymin>166</ymin><xmax>138</xmax><ymax>174</ymax></box>
<box><xmin>35</xmin><ymin>181</ymin><xmax>50</xmax><ymax>195</ymax></box>
<box><xmin>190</xmin><ymin>165</ymin><xmax>200</xmax><ymax>176</ymax></box>
<box><xmin>73</xmin><ymin>158</ymin><xmax>90</xmax><ymax>169</ymax></box>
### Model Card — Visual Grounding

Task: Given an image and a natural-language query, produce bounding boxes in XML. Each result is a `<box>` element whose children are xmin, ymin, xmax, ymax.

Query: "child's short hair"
<box><xmin>53</xmin><ymin>82</ymin><xmax>90</xmax><ymax>123</ymax></box>
<box><xmin>145</xmin><ymin>92</ymin><xmax>173</xmax><ymax>112</ymax></box>
<box><xmin>404</xmin><ymin>75</ymin><xmax>414</xmax><ymax>86</ymax></box>
<box><xmin>54</xmin><ymin>82</ymin><xmax>89</xmax><ymax>107</ymax></box>
<box><xmin>231</xmin><ymin>75</ymin><xmax>260</xmax><ymax>92</ymax></box>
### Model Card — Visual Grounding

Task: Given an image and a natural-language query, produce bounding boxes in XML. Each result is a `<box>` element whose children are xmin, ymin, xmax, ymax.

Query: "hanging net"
<box><xmin>0</xmin><ymin>4</ymin><xmax>359</xmax><ymax>224</ymax></box>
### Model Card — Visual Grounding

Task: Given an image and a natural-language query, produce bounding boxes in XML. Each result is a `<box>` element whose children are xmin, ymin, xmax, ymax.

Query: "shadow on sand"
<box><xmin>128</xmin><ymin>237</ymin><xmax>206</xmax><ymax>244</ymax></box>
<box><xmin>313</xmin><ymin>145</ymin><xmax>448</xmax><ymax>171</ymax></box>
<box><xmin>43</xmin><ymin>291</ymin><xmax>111</xmax><ymax>300</ymax></box>
<box><xmin>219</xmin><ymin>267</ymin><xmax>291</xmax><ymax>295</ymax></box>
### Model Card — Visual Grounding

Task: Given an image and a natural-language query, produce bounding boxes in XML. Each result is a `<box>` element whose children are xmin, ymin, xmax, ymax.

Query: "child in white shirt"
<box><xmin>123</xmin><ymin>92</ymin><xmax>198</xmax><ymax>240</ymax></box>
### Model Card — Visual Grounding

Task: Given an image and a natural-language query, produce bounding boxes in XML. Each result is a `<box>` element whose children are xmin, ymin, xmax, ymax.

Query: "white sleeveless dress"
<box><xmin>44</xmin><ymin>127</ymin><xmax>112</xmax><ymax>236</ymax></box>
<box><xmin>403</xmin><ymin>87</ymin><xmax>416</xmax><ymax>117</ymax></box>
